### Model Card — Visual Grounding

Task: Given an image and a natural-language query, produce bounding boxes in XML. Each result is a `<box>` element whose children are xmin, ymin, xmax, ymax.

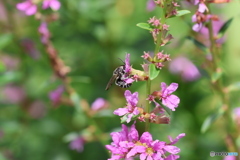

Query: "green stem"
<box><xmin>145</xmin><ymin>79</ymin><xmax>151</xmax><ymax>131</ymax></box>
<box><xmin>206</xmin><ymin>4</ymin><xmax>238</xmax><ymax>156</ymax></box>
<box><xmin>146</xmin><ymin>7</ymin><xmax>166</xmax><ymax>132</ymax></box>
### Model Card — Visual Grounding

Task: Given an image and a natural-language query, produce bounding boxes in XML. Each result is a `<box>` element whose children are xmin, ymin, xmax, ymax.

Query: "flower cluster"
<box><xmin>16</xmin><ymin>0</ymin><xmax>61</xmax><ymax>16</ymax></box>
<box><xmin>114</xmin><ymin>83</ymin><xmax>180</xmax><ymax>124</ymax></box>
<box><xmin>148</xmin><ymin>16</ymin><xmax>173</xmax><ymax>45</ymax></box>
<box><xmin>191</xmin><ymin>0</ymin><xmax>230</xmax><ymax>32</ymax></box>
<box><xmin>106</xmin><ymin>123</ymin><xmax>185</xmax><ymax>160</ymax></box>
<box><xmin>142</xmin><ymin>51</ymin><xmax>171</xmax><ymax>69</ymax></box>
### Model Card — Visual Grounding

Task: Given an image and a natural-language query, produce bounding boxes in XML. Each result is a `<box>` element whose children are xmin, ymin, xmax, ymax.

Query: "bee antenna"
<box><xmin>118</xmin><ymin>58</ymin><xmax>125</xmax><ymax>64</ymax></box>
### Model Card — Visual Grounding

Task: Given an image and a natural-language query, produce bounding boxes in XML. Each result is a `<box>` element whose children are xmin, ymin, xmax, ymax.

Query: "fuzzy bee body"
<box><xmin>105</xmin><ymin>65</ymin><xmax>132</xmax><ymax>90</ymax></box>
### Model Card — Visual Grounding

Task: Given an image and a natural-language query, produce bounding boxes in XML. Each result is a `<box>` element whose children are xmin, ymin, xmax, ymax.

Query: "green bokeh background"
<box><xmin>0</xmin><ymin>0</ymin><xmax>240</xmax><ymax>160</ymax></box>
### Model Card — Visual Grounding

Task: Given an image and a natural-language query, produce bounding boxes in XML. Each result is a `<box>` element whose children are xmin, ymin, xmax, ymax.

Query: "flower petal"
<box><xmin>168</xmin><ymin>133</ymin><xmax>186</xmax><ymax>145</ymax></box>
<box><xmin>166</xmin><ymin>83</ymin><xmax>178</xmax><ymax>94</ymax></box>
<box><xmin>164</xmin><ymin>145</ymin><xmax>180</xmax><ymax>154</ymax></box>
<box><xmin>140</xmin><ymin>132</ymin><xmax>153</xmax><ymax>144</ymax></box>
<box><xmin>162</xmin><ymin>95</ymin><xmax>180</xmax><ymax>111</ymax></box>
<box><xmin>50</xmin><ymin>0</ymin><xmax>61</xmax><ymax>10</ymax></box>
<box><xmin>113</xmin><ymin>108</ymin><xmax>128</xmax><ymax>116</ymax></box>
<box><xmin>25</xmin><ymin>4</ymin><xmax>37</xmax><ymax>15</ymax></box>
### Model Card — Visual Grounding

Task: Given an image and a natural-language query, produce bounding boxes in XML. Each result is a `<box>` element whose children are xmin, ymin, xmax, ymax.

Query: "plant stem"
<box><xmin>146</xmin><ymin>7</ymin><xmax>167</xmax><ymax>131</ymax></box>
<box><xmin>207</xmin><ymin>4</ymin><xmax>238</xmax><ymax>157</ymax></box>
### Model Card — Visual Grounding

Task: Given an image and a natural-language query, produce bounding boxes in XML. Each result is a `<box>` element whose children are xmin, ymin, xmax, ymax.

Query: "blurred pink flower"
<box><xmin>20</xmin><ymin>39</ymin><xmax>40</xmax><ymax>59</ymax></box>
<box><xmin>91</xmin><ymin>98</ymin><xmax>107</xmax><ymax>111</ymax></box>
<box><xmin>233</xmin><ymin>107</ymin><xmax>240</xmax><ymax>126</ymax></box>
<box><xmin>28</xmin><ymin>101</ymin><xmax>46</xmax><ymax>119</ymax></box>
<box><xmin>146</xmin><ymin>0</ymin><xmax>156</xmax><ymax>11</ymax></box>
<box><xmin>42</xmin><ymin>0</ymin><xmax>61</xmax><ymax>11</ymax></box>
<box><xmin>2</xmin><ymin>84</ymin><xmax>26</xmax><ymax>104</ymax></box>
<box><xmin>199</xmin><ymin>20</ymin><xmax>225</xmax><ymax>45</ymax></box>
<box><xmin>69</xmin><ymin>137</ymin><xmax>85</xmax><ymax>152</ymax></box>
<box><xmin>0</xmin><ymin>55</ymin><xmax>19</xmax><ymax>71</ymax></box>
<box><xmin>223</xmin><ymin>156</ymin><xmax>236</xmax><ymax>160</ymax></box>
<box><xmin>49</xmin><ymin>85</ymin><xmax>64</xmax><ymax>105</ymax></box>
<box><xmin>16</xmin><ymin>0</ymin><xmax>37</xmax><ymax>16</ymax></box>
<box><xmin>169</xmin><ymin>56</ymin><xmax>201</xmax><ymax>81</ymax></box>
<box><xmin>38</xmin><ymin>22</ymin><xmax>50</xmax><ymax>44</ymax></box>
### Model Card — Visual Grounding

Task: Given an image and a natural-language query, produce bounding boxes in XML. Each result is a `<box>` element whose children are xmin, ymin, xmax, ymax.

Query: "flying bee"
<box><xmin>105</xmin><ymin>65</ymin><xmax>132</xmax><ymax>90</ymax></box>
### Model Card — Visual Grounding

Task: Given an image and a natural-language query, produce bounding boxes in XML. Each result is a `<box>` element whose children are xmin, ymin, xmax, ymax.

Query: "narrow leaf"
<box><xmin>149</xmin><ymin>63</ymin><xmax>160</xmax><ymax>80</ymax></box>
<box><xmin>217</xmin><ymin>17</ymin><xmax>233</xmax><ymax>38</ymax></box>
<box><xmin>136</xmin><ymin>23</ymin><xmax>153</xmax><ymax>31</ymax></box>
<box><xmin>187</xmin><ymin>36</ymin><xmax>209</xmax><ymax>53</ymax></box>
<box><xmin>176</xmin><ymin>10</ymin><xmax>191</xmax><ymax>17</ymax></box>
<box><xmin>169</xmin><ymin>10</ymin><xmax>191</xmax><ymax>18</ymax></box>
<box><xmin>201</xmin><ymin>107</ymin><xmax>224</xmax><ymax>133</ymax></box>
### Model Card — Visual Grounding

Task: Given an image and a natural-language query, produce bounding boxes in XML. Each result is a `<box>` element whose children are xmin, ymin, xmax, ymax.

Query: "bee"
<box><xmin>105</xmin><ymin>65</ymin><xmax>132</xmax><ymax>90</ymax></box>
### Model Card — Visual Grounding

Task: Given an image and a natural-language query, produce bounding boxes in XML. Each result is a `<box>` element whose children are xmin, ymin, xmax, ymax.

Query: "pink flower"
<box><xmin>69</xmin><ymin>137</ymin><xmax>85</xmax><ymax>152</ymax></box>
<box><xmin>16</xmin><ymin>0</ymin><xmax>37</xmax><ymax>16</ymax></box>
<box><xmin>42</xmin><ymin>0</ymin><xmax>61</xmax><ymax>11</ymax></box>
<box><xmin>113</xmin><ymin>90</ymin><xmax>140</xmax><ymax>123</ymax></box>
<box><xmin>141</xmin><ymin>51</ymin><xmax>151</xmax><ymax>60</ymax></box>
<box><xmin>91</xmin><ymin>98</ymin><xmax>107</xmax><ymax>111</ymax></box>
<box><xmin>146</xmin><ymin>0</ymin><xmax>156</xmax><ymax>11</ymax></box>
<box><xmin>49</xmin><ymin>85</ymin><xmax>64</xmax><ymax>105</ymax></box>
<box><xmin>125</xmin><ymin>53</ymin><xmax>131</xmax><ymax>74</ymax></box>
<box><xmin>198</xmin><ymin>3</ymin><xmax>208</xmax><ymax>13</ymax></box>
<box><xmin>106</xmin><ymin>123</ymin><xmax>185</xmax><ymax>160</ymax></box>
<box><xmin>169</xmin><ymin>56</ymin><xmax>201</xmax><ymax>81</ymax></box>
<box><xmin>38</xmin><ymin>22</ymin><xmax>50</xmax><ymax>44</ymax></box>
<box><xmin>160</xmin><ymin>82</ymin><xmax>180</xmax><ymax>111</ymax></box>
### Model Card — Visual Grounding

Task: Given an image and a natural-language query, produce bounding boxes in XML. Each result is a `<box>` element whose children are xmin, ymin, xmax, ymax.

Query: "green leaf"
<box><xmin>227</xmin><ymin>82</ymin><xmax>240</xmax><ymax>92</ymax></box>
<box><xmin>187</xmin><ymin>36</ymin><xmax>209</xmax><ymax>53</ymax></box>
<box><xmin>211</xmin><ymin>71</ymin><xmax>222</xmax><ymax>83</ymax></box>
<box><xmin>149</xmin><ymin>63</ymin><xmax>160</xmax><ymax>80</ymax></box>
<box><xmin>136</xmin><ymin>23</ymin><xmax>153</xmax><ymax>31</ymax></box>
<box><xmin>201</xmin><ymin>107</ymin><xmax>224</xmax><ymax>133</ymax></box>
<box><xmin>0</xmin><ymin>33</ymin><xmax>13</xmax><ymax>50</ymax></box>
<box><xmin>120</xmin><ymin>114</ymin><xmax>128</xmax><ymax>123</ymax></box>
<box><xmin>217</xmin><ymin>17</ymin><xmax>233</xmax><ymax>38</ymax></box>
<box><xmin>175</xmin><ymin>10</ymin><xmax>191</xmax><ymax>17</ymax></box>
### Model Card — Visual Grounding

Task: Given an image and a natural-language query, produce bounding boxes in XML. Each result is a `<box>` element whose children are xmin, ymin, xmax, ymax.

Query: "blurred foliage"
<box><xmin>0</xmin><ymin>0</ymin><xmax>240</xmax><ymax>160</ymax></box>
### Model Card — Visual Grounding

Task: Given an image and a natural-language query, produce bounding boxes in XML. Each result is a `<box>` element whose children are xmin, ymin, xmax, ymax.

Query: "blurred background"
<box><xmin>0</xmin><ymin>0</ymin><xmax>240</xmax><ymax>160</ymax></box>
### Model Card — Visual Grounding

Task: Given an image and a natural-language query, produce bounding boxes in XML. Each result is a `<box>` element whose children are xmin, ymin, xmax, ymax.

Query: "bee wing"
<box><xmin>105</xmin><ymin>74</ymin><xmax>118</xmax><ymax>90</ymax></box>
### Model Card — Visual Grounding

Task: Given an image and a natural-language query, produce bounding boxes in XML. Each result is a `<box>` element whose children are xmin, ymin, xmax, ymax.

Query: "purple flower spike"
<box><xmin>114</xmin><ymin>90</ymin><xmax>139</xmax><ymax>123</ymax></box>
<box><xmin>16</xmin><ymin>0</ymin><xmax>37</xmax><ymax>16</ymax></box>
<box><xmin>125</xmin><ymin>53</ymin><xmax>131</xmax><ymax>74</ymax></box>
<box><xmin>69</xmin><ymin>137</ymin><xmax>85</xmax><ymax>152</ymax></box>
<box><xmin>160</xmin><ymin>82</ymin><xmax>180</xmax><ymax>111</ymax></box>
<box><xmin>106</xmin><ymin>123</ymin><xmax>185</xmax><ymax>160</ymax></box>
